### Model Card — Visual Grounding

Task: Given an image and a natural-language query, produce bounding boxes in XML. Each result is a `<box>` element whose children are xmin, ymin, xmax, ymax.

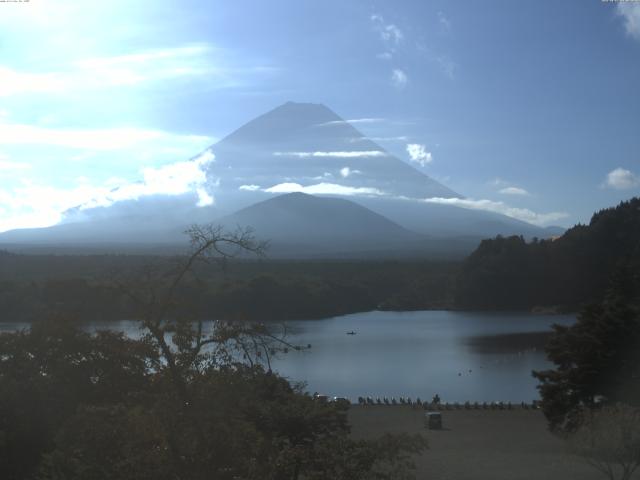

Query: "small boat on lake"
<box><xmin>346</xmin><ymin>331</ymin><xmax>357</xmax><ymax>335</ymax></box>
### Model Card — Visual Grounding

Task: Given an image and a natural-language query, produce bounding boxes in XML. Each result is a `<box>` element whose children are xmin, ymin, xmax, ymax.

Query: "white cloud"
<box><xmin>0</xmin><ymin>183</ymin><xmax>101</xmax><ymax>232</ymax></box>
<box><xmin>489</xmin><ymin>178</ymin><xmax>530</xmax><ymax>196</ymax></box>
<box><xmin>0</xmin><ymin>151</ymin><xmax>216</xmax><ymax>232</ymax></box>
<box><xmin>192</xmin><ymin>150</ymin><xmax>215</xmax><ymax>164</ymax></box>
<box><xmin>348</xmin><ymin>118</ymin><xmax>385</xmax><ymax>124</ymax></box>
<box><xmin>104</xmin><ymin>176</ymin><xmax>129</xmax><ymax>187</ymax></box>
<box><xmin>273</xmin><ymin>150</ymin><xmax>387</xmax><ymax>158</ymax></box>
<box><xmin>406</xmin><ymin>144</ymin><xmax>432</xmax><ymax>166</ymax></box>
<box><xmin>0</xmin><ymin>122</ymin><xmax>212</xmax><ymax>151</ymax></box>
<box><xmin>74</xmin><ymin>45</ymin><xmax>210</xmax><ymax>71</ymax></box>
<box><xmin>371</xmin><ymin>14</ymin><xmax>403</xmax><ymax>45</ymax></box>
<box><xmin>371</xmin><ymin>13</ymin><xmax>405</xmax><ymax>64</ymax></box>
<box><xmin>604</xmin><ymin>167</ymin><xmax>640</xmax><ymax>190</ymax></box>
<box><xmin>423</xmin><ymin>197</ymin><xmax>568</xmax><ymax>227</ymax></box>
<box><xmin>0</xmin><ymin>45</ymin><xmax>218</xmax><ymax>97</ymax></box>
<box><xmin>239</xmin><ymin>184</ymin><xmax>261</xmax><ymax>191</ymax></box>
<box><xmin>0</xmin><ymin>158</ymin><xmax>30</xmax><ymax>171</ymax></box>
<box><xmin>195</xmin><ymin>188</ymin><xmax>214</xmax><ymax>207</ymax></box>
<box><xmin>257</xmin><ymin>185</ymin><xmax>563</xmax><ymax>225</ymax></box>
<box><xmin>81</xmin><ymin>149</ymin><xmax>216</xmax><ymax>209</ymax></box>
<box><xmin>370</xmin><ymin>14</ymin><xmax>414</xmax><ymax>89</ymax></box>
<box><xmin>339</xmin><ymin>167</ymin><xmax>362</xmax><ymax>178</ymax></box>
<box><xmin>382</xmin><ymin>24</ymin><xmax>403</xmax><ymax>44</ymax></box>
<box><xmin>318</xmin><ymin>118</ymin><xmax>385</xmax><ymax>127</ymax></box>
<box><xmin>391</xmin><ymin>69</ymin><xmax>408</xmax><ymax>88</ymax></box>
<box><xmin>498</xmin><ymin>186</ymin><xmax>529</xmax><ymax>196</ymax></box>
<box><xmin>0</xmin><ymin>66</ymin><xmax>67</xmax><ymax>97</ymax></box>
<box><xmin>616</xmin><ymin>4</ymin><xmax>640</xmax><ymax>40</ymax></box>
<box><xmin>264</xmin><ymin>182</ymin><xmax>384</xmax><ymax>197</ymax></box>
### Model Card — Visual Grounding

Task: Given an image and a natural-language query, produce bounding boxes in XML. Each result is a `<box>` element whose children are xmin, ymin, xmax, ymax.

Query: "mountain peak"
<box><xmin>220</xmin><ymin>101</ymin><xmax>345</xmax><ymax>145</ymax></box>
<box><xmin>277</xmin><ymin>101</ymin><xmax>335</xmax><ymax>115</ymax></box>
<box><xmin>208</xmin><ymin>101</ymin><xmax>461</xmax><ymax>201</ymax></box>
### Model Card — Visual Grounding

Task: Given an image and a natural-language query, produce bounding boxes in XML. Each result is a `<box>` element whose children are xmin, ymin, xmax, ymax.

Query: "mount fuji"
<box><xmin>0</xmin><ymin>102</ymin><xmax>562</xmax><ymax>257</ymax></box>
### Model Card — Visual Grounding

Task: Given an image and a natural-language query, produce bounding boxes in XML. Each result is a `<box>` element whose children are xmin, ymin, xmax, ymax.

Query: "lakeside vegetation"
<box><xmin>2</xmin><ymin>198</ymin><xmax>640</xmax><ymax>324</ymax></box>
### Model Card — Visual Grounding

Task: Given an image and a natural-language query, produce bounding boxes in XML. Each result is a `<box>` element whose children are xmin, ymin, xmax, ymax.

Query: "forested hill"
<box><xmin>455</xmin><ymin>197</ymin><xmax>640</xmax><ymax>311</ymax></box>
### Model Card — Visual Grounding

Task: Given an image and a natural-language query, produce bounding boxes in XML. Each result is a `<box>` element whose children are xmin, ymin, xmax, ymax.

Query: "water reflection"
<box><xmin>464</xmin><ymin>331</ymin><xmax>549</xmax><ymax>353</ymax></box>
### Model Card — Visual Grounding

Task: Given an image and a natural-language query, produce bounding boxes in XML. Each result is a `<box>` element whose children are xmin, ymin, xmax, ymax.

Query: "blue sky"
<box><xmin>0</xmin><ymin>0</ymin><xmax>639</xmax><ymax>231</ymax></box>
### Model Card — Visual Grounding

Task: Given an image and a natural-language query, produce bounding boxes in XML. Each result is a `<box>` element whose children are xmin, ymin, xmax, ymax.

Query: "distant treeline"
<box><xmin>0</xmin><ymin>255</ymin><xmax>458</xmax><ymax>322</ymax></box>
<box><xmin>455</xmin><ymin>198</ymin><xmax>640</xmax><ymax>311</ymax></box>
<box><xmin>2</xmin><ymin>197</ymin><xmax>638</xmax><ymax>321</ymax></box>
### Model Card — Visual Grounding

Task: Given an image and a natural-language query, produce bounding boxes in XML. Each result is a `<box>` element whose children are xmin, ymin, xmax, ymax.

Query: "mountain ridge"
<box><xmin>0</xmin><ymin>101</ymin><xmax>562</xmax><ymax>256</ymax></box>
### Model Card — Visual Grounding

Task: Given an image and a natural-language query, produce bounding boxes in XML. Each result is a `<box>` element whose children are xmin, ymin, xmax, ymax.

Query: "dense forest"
<box><xmin>0</xmin><ymin>253</ymin><xmax>457</xmax><ymax>323</ymax></box>
<box><xmin>455</xmin><ymin>197</ymin><xmax>640</xmax><ymax>311</ymax></box>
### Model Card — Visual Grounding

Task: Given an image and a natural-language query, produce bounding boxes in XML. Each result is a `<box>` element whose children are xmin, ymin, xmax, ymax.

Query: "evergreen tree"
<box><xmin>533</xmin><ymin>267</ymin><xmax>640</xmax><ymax>433</ymax></box>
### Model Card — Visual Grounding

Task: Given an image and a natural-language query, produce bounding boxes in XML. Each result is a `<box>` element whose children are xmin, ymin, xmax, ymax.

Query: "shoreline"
<box><xmin>0</xmin><ymin>307</ymin><xmax>577</xmax><ymax>325</ymax></box>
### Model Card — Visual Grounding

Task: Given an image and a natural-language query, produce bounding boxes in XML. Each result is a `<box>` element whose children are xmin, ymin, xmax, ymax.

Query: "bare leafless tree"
<box><xmin>109</xmin><ymin>224</ymin><xmax>312</xmax><ymax>477</ymax></box>
<box><xmin>113</xmin><ymin>224</ymin><xmax>304</xmax><ymax>397</ymax></box>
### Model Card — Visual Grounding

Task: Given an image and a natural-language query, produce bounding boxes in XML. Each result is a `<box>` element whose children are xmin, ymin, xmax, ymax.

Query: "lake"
<box><xmin>272</xmin><ymin>310</ymin><xmax>575</xmax><ymax>403</ymax></box>
<box><xmin>0</xmin><ymin>310</ymin><xmax>575</xmax><ymax>402</ymax></box>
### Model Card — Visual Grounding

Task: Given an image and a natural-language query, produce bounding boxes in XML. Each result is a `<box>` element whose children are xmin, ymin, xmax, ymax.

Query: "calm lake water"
<box><xmin>271</xmin><ymin>310</ymin><xmax>575</xmax><ymax>403</ymax></box>
<box><xmin>0</xmin><ymin>310</ymin><xmax>575</xmax><ymax>402</ymax></box>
